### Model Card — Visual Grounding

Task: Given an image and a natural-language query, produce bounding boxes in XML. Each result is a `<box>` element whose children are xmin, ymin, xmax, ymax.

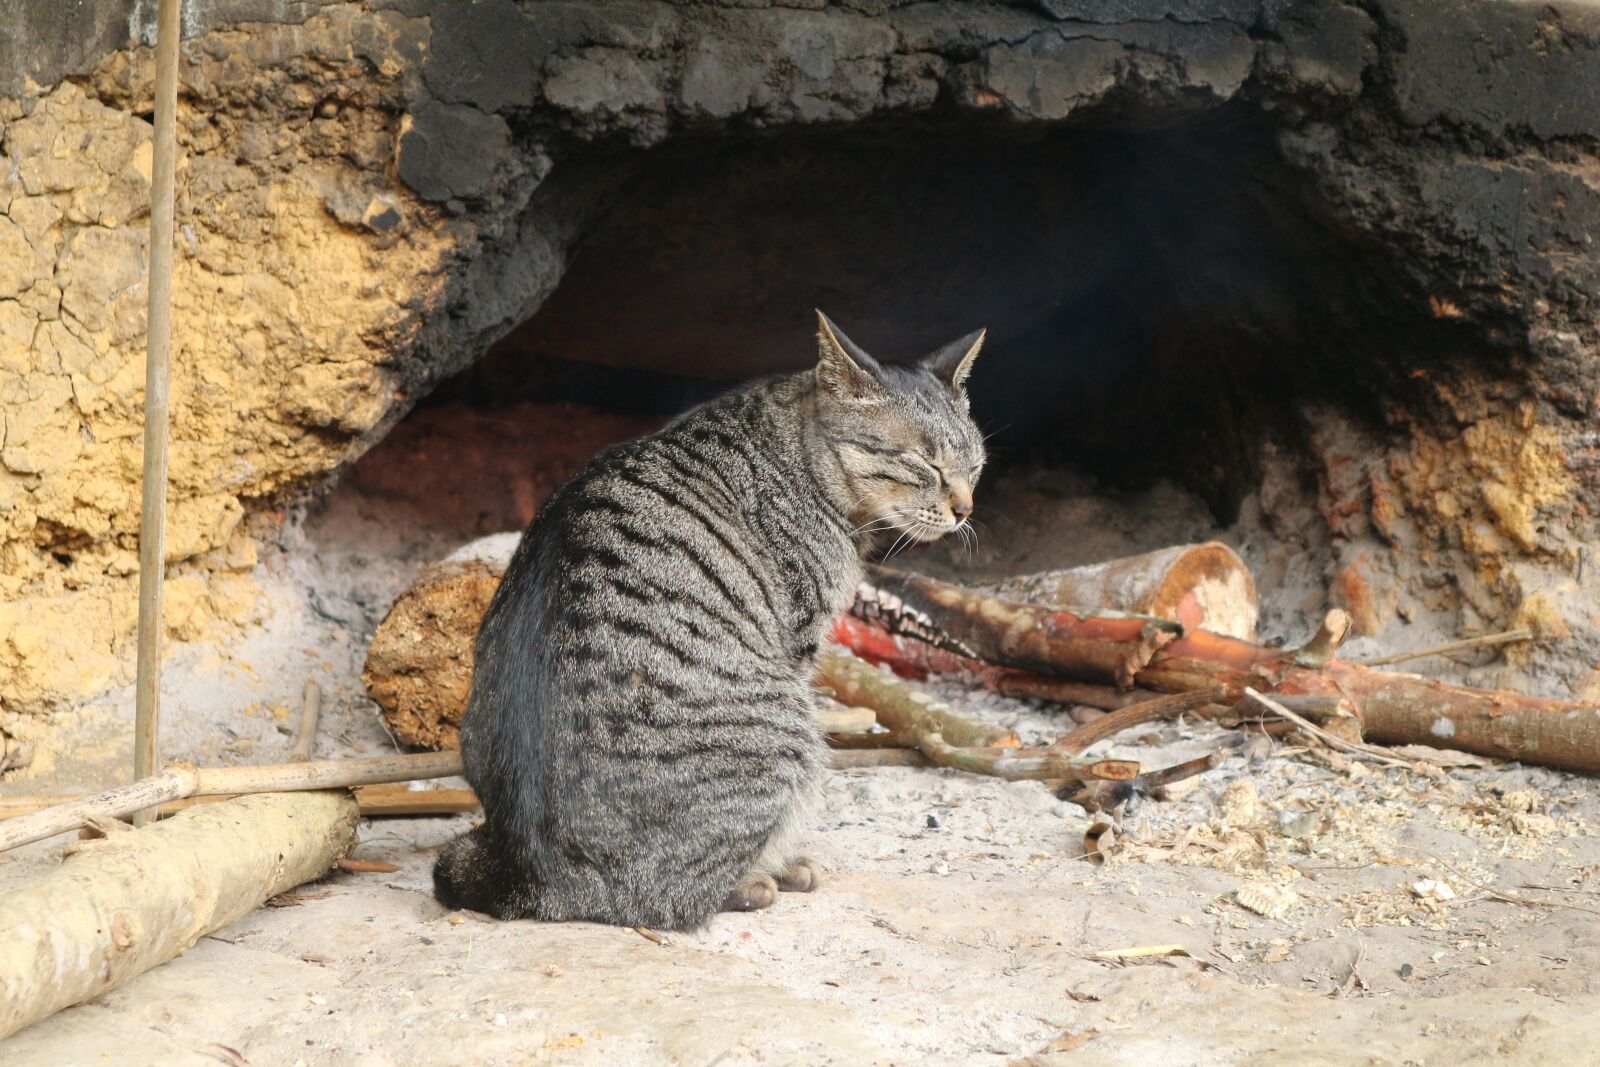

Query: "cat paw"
<box><xmin>721</xmin><ymin>874</ymin><xmax>779</xmax><ymax>912</ymax></box>
<box><xmin>776</xmin><ymin>858</ymin><xmax>822</xmax><ymax>893</ymax></box>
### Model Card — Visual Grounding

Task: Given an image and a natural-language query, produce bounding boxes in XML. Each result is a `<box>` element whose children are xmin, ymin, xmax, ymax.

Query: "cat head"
<box><xmin>813</xmin><ymin>310</ymin><xmax>987</xmax><ymax>547</ymax></box>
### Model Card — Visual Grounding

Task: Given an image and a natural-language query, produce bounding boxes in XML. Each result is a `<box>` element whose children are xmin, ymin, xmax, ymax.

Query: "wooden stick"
<box><xmin>0</xmin><ymin>792</ymin><xmax>358</xmax><ymax>1040</ymax></box>
<box><xmin>1138</xmin><ymin>750</ymin><xmax>1225</xmax><ymax>791</ymax></box>
<box><xmin>826</xmin><ymin>731</ymin><xmax>907</xmax><ymax>749</ymax></box>
<box><xmin>816</xmin><ymin>650</ymin><xmax>1019</xmax><ymax>748</ymax></box>
<box><xmin>131</xmin><ymin>0</ymin><xmax>182</xmax><ymax>828</ymax></box>
<box><xmin>829</xmin><ymin>749</ymin><xmax>931</xmax><ymax>769</ymax></box>
<box><xmin>0</xmin><ymin>751</ymin><xmax>462</xmax><ymax>853</ymax></box>
<box><xmin>994</xmin><ymin>675</ymin><xmax>1159</xmax><ymax>709</ymax></box>
<box><xmin>916</xmin><ymin>732</ymin><xmax>1138</xmax><ymax>783</ymax></box>
<box><xmin>1292</xmin><ymin>609</ymin><xmax>1352</xmax><ymax>667</ymax></box>
<box><xmin>1061</xmin><ymin>750</ymin><xmax>1225</xmax><ymax>812</ymax></box>
<box><xmin>1241</xmin><ymin>688</ymin><xmax>1412</xmax><ymax>768</ymax></box>
<box><xmin>1</xmin><ymin>785</ymin><xmax>479</xmax><ymax>823</ymax></box>
<box><xmin>291</xmin><ymin>679</ymin><xmax>323</xmax><ymax>762</ymax></box>
<box><xmin>1052</xmin><ymin>689</ymin><xmax>1224</xmax><ymax>756</ymax></box>
<box><xmin>816</xmin><ymin>705</ymin><xmax>877</xmax><ymax>735</ymax></box>
<box><xmin>1358</xmin><ymin>628</ymin><xmax>1534</xmax><ymax>667</ymax></box>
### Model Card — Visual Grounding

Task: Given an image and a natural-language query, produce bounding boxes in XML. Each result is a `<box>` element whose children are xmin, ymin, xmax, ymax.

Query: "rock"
<box><xmin>395</xmin><ymin>101</ymin><xmax>513</xmax><ymax>202</ymax></box>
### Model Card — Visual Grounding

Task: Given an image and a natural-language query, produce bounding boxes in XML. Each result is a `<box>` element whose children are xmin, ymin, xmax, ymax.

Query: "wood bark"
<box><xmin>0</xmin><ymin>792</ymin><xmax>358</xmax><ymax>1040</ymax></box>
<box><xmin>915</xmin><ymin>733</ymin><xmax>1138</xmax><ymax>782</ymax></box>
<box><xmin>994</xmin><ymin>542</ymin><xmax>1258</xmax><ymax>640</ymax></box>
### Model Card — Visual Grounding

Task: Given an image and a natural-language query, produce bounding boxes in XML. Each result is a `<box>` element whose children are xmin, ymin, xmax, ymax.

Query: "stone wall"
<box><xmin>2</xmin><ymin>0</ymin><xmax>1598</xmax><ymax>715</ymax></box>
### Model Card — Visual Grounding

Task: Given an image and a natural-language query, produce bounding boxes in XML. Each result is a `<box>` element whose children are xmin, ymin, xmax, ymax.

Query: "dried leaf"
<box><xmin>337</xmin><ymin>857</ymin><xmax>399</xmax><ymax>874</ymax></box>
<box><xmin>1043</xmin><ymin>1029</ymin><xmax>1101</xmax><ymax>1053</ymax></box>
<box><xmin>1091</xmin><ymin>944</ymin><xmax>1191</xmax><ymax>963</ymax></box>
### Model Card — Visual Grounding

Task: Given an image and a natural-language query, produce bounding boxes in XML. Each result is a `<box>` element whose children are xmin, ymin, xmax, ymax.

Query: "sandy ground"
<box><xmin>6</xmin><ymin>460</ymin><xmax>1600</xmax><ymax>1065</ymax></box>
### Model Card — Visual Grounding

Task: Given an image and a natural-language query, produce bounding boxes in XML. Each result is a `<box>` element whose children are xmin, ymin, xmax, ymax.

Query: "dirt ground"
<box><xmin>5</xmin><ymin>456</ymin><xmax>1600</xmax><ymax>1065</ymax></box>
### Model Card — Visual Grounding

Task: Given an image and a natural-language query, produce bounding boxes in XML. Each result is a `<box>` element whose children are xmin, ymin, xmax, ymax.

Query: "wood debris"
<box><xmin>1235</xmin><ymin>882</ymin><xmax>1301</xmax><ymax>919</ymax></box>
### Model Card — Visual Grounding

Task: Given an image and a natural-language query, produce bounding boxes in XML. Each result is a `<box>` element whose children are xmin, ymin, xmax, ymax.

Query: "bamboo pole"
<box><xmin>132</xmin><ymin>0</ymin><xmax>182</xmax><ymax>826</ymax></box>
<box><xmin>0</xmin><ymin>751</ymin><xmax>462</xmax><ymax>853</ymax></box>
<box><xmin>0</xmin><ymin>784</ymin><xmax>481</xmax><ymax>824</ymax></box>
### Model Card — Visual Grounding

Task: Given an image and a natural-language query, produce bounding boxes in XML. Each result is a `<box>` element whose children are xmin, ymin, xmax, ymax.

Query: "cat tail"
<box><xmin>432</xmin><ymin>825</ymin><xmax>539</xmax><ymax>919</ymax></box>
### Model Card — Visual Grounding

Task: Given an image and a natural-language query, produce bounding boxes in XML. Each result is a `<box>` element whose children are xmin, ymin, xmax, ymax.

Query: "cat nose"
<box><xmin>949</xmin><ymin>494</ymin><xmax>973</xmax><ymax>520</ymax></box>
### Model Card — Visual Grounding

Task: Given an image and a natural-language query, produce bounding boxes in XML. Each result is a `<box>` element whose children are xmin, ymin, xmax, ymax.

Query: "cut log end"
<box><xmin>363</xmin><ymin>558</ymin><xmax>506</xmax><ymax>750</ymax></box>
<box><xmin>996</xmin><ymin>542</ymin><xmax>1259</xmax><ymax>641</ymax></box>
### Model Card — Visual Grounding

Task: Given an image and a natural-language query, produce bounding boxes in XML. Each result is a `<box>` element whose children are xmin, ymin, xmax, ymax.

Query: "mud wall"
<box><xmin>1</xmin><ymin>0</ymin><xmax>1598</xmax><ymax>715</ymax></box>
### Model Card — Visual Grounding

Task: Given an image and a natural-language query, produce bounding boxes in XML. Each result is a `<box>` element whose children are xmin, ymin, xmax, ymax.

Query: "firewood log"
<box><xmin>0</xmin><ymin>792</ymin><xmax>357</xmax><ymax>1040</ymax></box>
<box><xmin>835</xmin><ymin>572</ymin><xmax>1600</xmax><ymax>774</ymax></box>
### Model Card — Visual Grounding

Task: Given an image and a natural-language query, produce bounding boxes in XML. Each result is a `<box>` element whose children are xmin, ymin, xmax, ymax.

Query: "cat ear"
<box><xmin>815</xmin><ymin>310</ymin><xmax>886</xmax><ymax>402</ymax></box>
<box><xmin>922</xmin><ymin>328</ymin><xmax>986</xmax><ymax>392</ymax></box>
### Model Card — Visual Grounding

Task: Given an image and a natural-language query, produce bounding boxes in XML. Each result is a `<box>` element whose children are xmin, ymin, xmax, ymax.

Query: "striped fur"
<box><xmin>434</xmin><ymin>313</ymin><xmax>987</xmax><ymax>929</ymax></box>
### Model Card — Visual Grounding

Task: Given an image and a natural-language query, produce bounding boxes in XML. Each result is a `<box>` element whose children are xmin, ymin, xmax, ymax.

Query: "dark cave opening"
<box><xmin>425</xmin><ymin>107</ymin><xmax>1503</xmax><ymax>524</ymax></box>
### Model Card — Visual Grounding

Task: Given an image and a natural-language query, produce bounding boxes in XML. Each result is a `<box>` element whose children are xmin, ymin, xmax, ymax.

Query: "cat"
<box><xmin>433</xmin><ymin>311</ymin><xmax>987</xmax><ymax>930</ymax></box>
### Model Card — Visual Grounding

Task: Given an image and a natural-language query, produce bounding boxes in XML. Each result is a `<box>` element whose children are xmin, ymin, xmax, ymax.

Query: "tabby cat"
<box><xmin>434</xmin><ymin>312</ymin><xmax>988</xmax><ymax>929</ymax></box>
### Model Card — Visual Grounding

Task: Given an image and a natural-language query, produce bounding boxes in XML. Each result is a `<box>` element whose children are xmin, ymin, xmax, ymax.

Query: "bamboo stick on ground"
<box><xmin>0</xmin><ymin>791</ymin><xmax>358</xmax><ymax>1040</ymax></box>
<box><xmin>0</xmin><ymin>751</ymin><xmax>462</xmax><ymax>853</ymax></box>
<box><xmin>0</xmin><ymin>785</ymin><xmax>480</xmax><ymax>824</ymax></box>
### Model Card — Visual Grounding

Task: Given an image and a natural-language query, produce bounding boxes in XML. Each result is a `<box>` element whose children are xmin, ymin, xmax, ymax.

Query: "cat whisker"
<box><xmin>956</xmin><ymin>519</ymin><xmax>977</xmax><ymax>559</ymax></box>
<box><xmin>883</xmin><ymin>524</ymin><xmax>924</xmax><ymax>561</ymax></box>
